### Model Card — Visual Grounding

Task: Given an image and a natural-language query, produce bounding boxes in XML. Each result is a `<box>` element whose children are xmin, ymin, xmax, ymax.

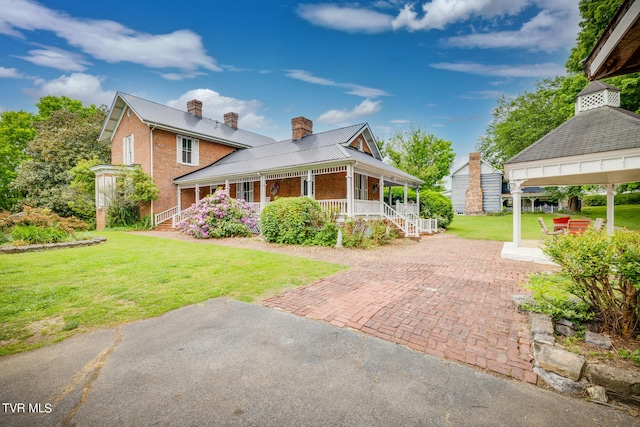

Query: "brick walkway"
<box><xmin>260</xmin><ymin>234</ymin><xmax>556</xmax><ymax>384</ymax></box>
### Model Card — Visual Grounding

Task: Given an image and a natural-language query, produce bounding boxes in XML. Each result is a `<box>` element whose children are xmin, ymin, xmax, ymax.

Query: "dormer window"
<box><xmin>176</xmin><ymin>135</ymin><xmax>199</xmax><ymax>166</ymax></box>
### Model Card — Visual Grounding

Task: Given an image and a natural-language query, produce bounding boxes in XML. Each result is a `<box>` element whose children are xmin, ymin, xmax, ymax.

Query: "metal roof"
<box><xmin>174</xmin><ymin>124</ymin><xmax>421</xmax><ymax>185</ymax></box>
<box><xmin>504</xmin><ymin>106</ymin><xmax>640</xmax><ymax>164</ymax></box>
<box><xmin>99</xmin><ymin>92</ymin><xmax>275</xmax><ymax>148</ymax></box>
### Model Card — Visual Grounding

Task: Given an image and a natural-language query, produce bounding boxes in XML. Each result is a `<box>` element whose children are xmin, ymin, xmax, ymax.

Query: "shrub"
<box><xmin>583</xmin><ymin>193</ymin><xmax>640</xmax><ymax>206</ymax></box>
<box><xmin>543</xmin><ymin>229</ymin><xmax>640</xmax><ymax>337</ymax></box>
<box><xmin>524</xmin><ymin>274</ymin><xmax>592</xmax><ymax>323</ymax></box>
<box><xmin>261</xmin><ymin>197</ymin><xmax>330</xmax><ymax>245</ymax></box>
<box><xmin>176</xmin><ymin>190</ymin><xmax>257</xmax><ymax>239</ymax></box>
<box><xmin>342</xmin><ymin>218</ymin><xmax>395</xmax><ymax>248</ymax></box>
<box><xmin>0</xmin><ymin>206</ymin><xmax>89</xmax><ymax>233</ymax></box>
<box><xmin>107</xmin><ymin>166</ymin><xmax>159</xmax><ymax>228</ymax></box>
<box><xmin>419</xmin><ymin>189</ymin><xmax>453</xmax><ymax>228</ymax></box>
<box><xmin>11</xmin><ymin>225</ymin><xmax>69</xmax><ymax>244</ymax></box>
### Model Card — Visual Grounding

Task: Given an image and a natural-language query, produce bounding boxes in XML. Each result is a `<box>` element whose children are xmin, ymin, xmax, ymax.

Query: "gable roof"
<box><xmin>504</xmin><ymin>106</ymin><xmax>640</xmax><ymax>165</ymax></box>
<box><xmin>99</xmin><ymin>92</ymin><xmax>275</xmax><ymax>149</ymax></box>
<box><xmin>451</xmin><ymin>158</ymin><xmax>501</xmax><ymax>176</ymax></box>
<box><xmin>174</xmin><ymin>123</ymin><xmax>422</xmax><ymax>185</ymax></box>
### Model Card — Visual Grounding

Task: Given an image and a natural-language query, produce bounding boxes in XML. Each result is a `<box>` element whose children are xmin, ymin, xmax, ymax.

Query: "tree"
<box><xmin>385</xmin><ymin>126</ymin><xmax>455</xmax><ymax>190</ymax></box>
<box><xmin>35</xmin><ymin>95</ymin><xmax>99</xmax><ymax>119</ymax></box>
<box><xmin>0</xmin><ymin>111</ymin><xmax>36</xmax><ymax>211</ymax></box>
<box><xmin>12</xmin><ymin>105</ymin><xmax>109</xmax><ymax>216</ymax></box>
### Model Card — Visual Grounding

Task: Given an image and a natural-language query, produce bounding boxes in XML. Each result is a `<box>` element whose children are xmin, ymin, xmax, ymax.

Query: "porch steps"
<box><xmin>154</xmin><ymin>220</ymin><xmax>175</xmax><ymax>232</ymax></box>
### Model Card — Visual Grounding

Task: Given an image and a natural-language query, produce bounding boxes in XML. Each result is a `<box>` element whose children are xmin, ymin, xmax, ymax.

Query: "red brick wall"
<box><xmin>316</xmin><ymin>173</ymin><xmax>346</xmax><ymax>199</ymax></box>
<box><xmin>367</xmin><ymin>176</ymin><xmax>380</xmax><ymax>201</ymax></box>
<box><xmin>111</xmin><ymin>108</ymin><xmax>151</xmax><ymax>170</ymax></box>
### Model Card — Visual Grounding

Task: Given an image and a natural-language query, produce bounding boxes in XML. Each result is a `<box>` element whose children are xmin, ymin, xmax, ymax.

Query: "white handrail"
<box><xmin>155</xmin><ymin>206</ymin><xmax>178</xmax><ymax>225</ymax></box>
<box><xmin>383</xmin><ymin>203</ymin><xmax>418</xmax><ymax>237</ymax></box>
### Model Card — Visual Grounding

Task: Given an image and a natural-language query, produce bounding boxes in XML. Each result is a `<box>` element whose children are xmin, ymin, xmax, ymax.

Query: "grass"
<box><xmin>447</xmin><ymin>205</ymin><xmax>640</xmax><ymax>241</ymax></box>
<box><xmin>0</xmin><ymin>231</ymin><xmax>346</xmax><ymax>356</ymax></box>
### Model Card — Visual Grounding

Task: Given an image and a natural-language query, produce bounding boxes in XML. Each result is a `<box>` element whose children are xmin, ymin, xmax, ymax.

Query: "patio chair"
<box><xmin>593</xmin><ymin>217</ymin><xmax>605</xmax><ymax>232</ymax></box>
<box><xmin>538</xmin><ymin>217</ymin><xmax>563</xmax><ymax>243</ymax></box>
<box><xmin>552</xmin><ymin>216</ymin><xmax>570</xmax><ymax>232</ymax></box>
<box><xmin>566</xmin><ymin>219</ymin><xmax>591</xmax><ymax>235</ymax></box>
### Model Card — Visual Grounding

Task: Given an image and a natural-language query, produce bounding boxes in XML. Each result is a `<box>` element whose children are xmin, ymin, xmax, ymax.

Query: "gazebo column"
<box><xmin>510</xmin><ymin>180</ymin><xmax>523</xmax><ymax>248</ymax></box>
<box><xmin>606</xmin><ymin>184</ymin><xmax>616</xmax><ymax>235</ymax></box>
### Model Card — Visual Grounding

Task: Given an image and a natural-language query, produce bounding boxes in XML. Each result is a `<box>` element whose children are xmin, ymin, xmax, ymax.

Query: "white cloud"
<box><xmin>297</xmin><ymin>4</ymin><xmax>393</xmax><ymax>34</ymax></box>
<box><xmin>167</xmin><ymin>89</ymin><xmax>272</xmax><ymax>130</ymax></box>
<box><xmin>430</xmin><ymin>62</ymin><xmax>565</xmax><ymax>78</ymax></box>
<box><xmin>392</xmin><ymin>0</ymin><xmax>528</xmax><ymax>31</ymax></box>
<box><xmin>24</xmin><ymin>72</ymin><xmax>115</xmax><ymax>106</ymax></box>
<box><xmin>446</xmin><ymin>5</ymin><xmax>580</xmax><ymax>52</ymax></box>
<box><xmin>0</xmin><ymin>66</ymin><xmax>28</xmax><ymax>78</ymax></box>
<box><xmin>18</xmin><ymin>45</ymin><xmax>91</xmax><ymax>71</ymax></box>
<box><xmin>0</xmin><ymin>0</ymin><xmax>220</xmax><ymax>72</ymax></box>
<box><xmin>457</xmin><ymin>90</ymin><xmax>508</xmax><ymax>99</ymax></box>
<box><xmin>285</xmin><ymin>69</ymin><xmax>389</xmax><ymax>98</ymax></box>
<box><xmin>317</xmin><ymin>99</ymin><xmax>382</xmax><ymax>125</ymax></box>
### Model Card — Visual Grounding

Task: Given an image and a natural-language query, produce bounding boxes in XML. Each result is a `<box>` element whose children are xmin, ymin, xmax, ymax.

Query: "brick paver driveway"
<box><xmin>260</xmin><ymin>234</ymin><xmax>556</xmax><ymax>384</ymax></box>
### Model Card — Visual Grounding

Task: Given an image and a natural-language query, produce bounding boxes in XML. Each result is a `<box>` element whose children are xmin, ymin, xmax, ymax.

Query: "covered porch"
<box><xmin>163</xmin><ymin>163</ymin><xmax>437</xmax><ymax>237</ymax></box>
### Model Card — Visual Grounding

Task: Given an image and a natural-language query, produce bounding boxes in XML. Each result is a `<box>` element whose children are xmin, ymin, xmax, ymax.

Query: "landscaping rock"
<box><xmin>530</xmin><ymin>313</ymin><xmax>555</xmax><ymax>350</ymax></box>
<box><xmin>554</xmin><ymin>318</ymin><xmax>577</xmax><ymax>338</ymax></box>
<box><xmin>586</xmin><ymin>386</ymin><xmax>608</xmax><ymax>403</ymax></box>
<box><xmin>536</xmin><ymin>344</ymin><xmax>586</xmax><ymax>381</ymax></box>
<box><xmin>589</xmin><ymin>364</ymin><xmax>640</xmax><ymax>396</ymax></box>
<box><xmin>533</xmin><ymin>367</ymin><xmax>590</xmax><ymax>396</ymax></box>
<box><xmin>512</xmin><ymin>294</ymin><xmax>535</xmax><ymax>312</ymax></box>
<box><xmin>584</xmin><ymin>331</ymin><xmax>612</xmax><ymax>350</ymax></box>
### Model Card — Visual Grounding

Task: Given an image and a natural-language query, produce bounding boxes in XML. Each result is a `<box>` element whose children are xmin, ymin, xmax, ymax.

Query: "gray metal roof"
<box><xmin>174</xmin><ymin>124</ymin><xmax>421</xmax><ymax>185</ymax></box>
<box><xmin>577</xmin><ymin>80</ymin><xmax>619</xmax><ymax>97</ymax></box>
<box><xmin>504</xmin><ymin>106</ymin><xmax>640</xmax><ymax>164</ymax></box>
<box><xmin>99</xmin><ymin>92</ymin><xmax>275</xmax><ymax>148</ymax></box>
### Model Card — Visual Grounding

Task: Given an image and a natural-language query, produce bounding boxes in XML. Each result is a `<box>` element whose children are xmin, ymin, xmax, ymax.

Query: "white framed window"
<box><xmin>354</xmin><ymin>173</ymin><xmax>368</xmax><ymax>200</ymax></box>
<box><xmin>176</xmin><ymin>135</ymin><xmax>199</xmax><ymax>166</ymax></box>
<box><xmin>236</xmin><ymin>181</ymin><xmax>254</xmax><ymax>202</ymax></box>
<box><xmin>123</xmin><ymin>135</ymin><xmax>134</xmax><ymax>165</ymax></box>
<box><xmin>301</xmin><ymin>176</ymin><xmax>315</xmax><ymax>198</ymax></box>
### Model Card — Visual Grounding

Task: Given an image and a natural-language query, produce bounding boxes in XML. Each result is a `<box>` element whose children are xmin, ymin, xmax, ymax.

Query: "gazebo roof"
<box><xmin>503</xmin><ymin>81</ymin><xmax>640</xmax><ymax>187</ymax></box>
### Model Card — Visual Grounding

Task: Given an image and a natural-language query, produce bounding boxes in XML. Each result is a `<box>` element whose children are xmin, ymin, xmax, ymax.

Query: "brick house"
<box><xmin>94</xmin><ymin>92</ymin><xmax>431</xmax><ymax>236</ymax></box>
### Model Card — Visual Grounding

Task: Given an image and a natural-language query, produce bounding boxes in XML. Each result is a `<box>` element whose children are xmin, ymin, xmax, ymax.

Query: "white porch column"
<box><xmin>260</xmin><ymin>175</ymin><xmax>266</xmax><ymax>212</ymax></box>
<box><xmin>606</xmin><ymin>183</ymin><xmax>615</xmax><ymax>235</ymax></box>
<box><xmin>379</xmin><ymin>175</ymin><xmax>384</xmax><ymax>214</ymax></box>
<box><xmin>346</xmin><ymin>164</ymin><xmax>354</xmax><ymax>217</ymax></box>
<box><xmin>195</xmin><ymin>183</ymin><xmax>200</xmax><ymax>202</ymax></box>
<box><xmin>510</xmin><ymin>180</ymin><xmax>523</xmax><ymax>248</ymax></box>
<box><xmin>177</xmin><ymin>185</ymin><xmax>181</xmax><ymax>212</ymax></box>
<box><xmin>225</xmin><ymin>179</ymin><xmax>230</xmax><ymax>193</ymax></box>
<box><xmin>404</xmin><ymin>183</ymin><xmax>408</xmax><ymax>205</ymax></box>
<box><xmin>416</xmin><ymin>185</ymin><xmax>420</xmax><ymax>213</ymax></box>
<box><xmin>307</xmin><ymin>169</ymin><xmax>313</xmax><ymax>199</ymax></box>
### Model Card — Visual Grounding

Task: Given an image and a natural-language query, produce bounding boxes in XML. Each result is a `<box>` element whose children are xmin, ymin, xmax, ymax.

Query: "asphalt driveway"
<box><xmin>0</xmin><ymin>299</ymin><xmax>635</xmax><ymax>426</ymax></box>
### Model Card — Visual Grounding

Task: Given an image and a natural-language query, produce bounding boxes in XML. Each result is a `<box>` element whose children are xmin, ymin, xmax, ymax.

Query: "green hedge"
<box><xmin>583</xmin><ymin>192</ymin><xmax>640</xmax><ymax>206</ymax></box>
<box><xmin>260</xmin><ymin>197</ymin><xmax>337</xmax><ymax>246</ymax></box>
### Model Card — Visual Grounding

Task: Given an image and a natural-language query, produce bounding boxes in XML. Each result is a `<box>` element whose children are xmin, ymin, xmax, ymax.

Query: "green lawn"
<box><xmin>0</xmin><ymin>231</ymin><xmax>346</xmax><ymax>355</ymax></box>
<box><xmin>447</xmin><ymin>205</ymin><xmax>640</xmax><ymax>241</ymax></box>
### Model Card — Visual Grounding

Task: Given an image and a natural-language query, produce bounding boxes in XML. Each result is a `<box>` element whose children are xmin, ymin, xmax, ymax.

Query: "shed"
<box><xmin>451</xmin><ymin>152</ymin><xmax>502</xmax><ymax>214</ymax></box>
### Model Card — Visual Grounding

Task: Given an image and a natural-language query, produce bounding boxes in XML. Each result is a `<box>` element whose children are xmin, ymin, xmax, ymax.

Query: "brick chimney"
<box><xmin>465</xmin><ymin>152</ymin><xmax>484</xmax><ymax>215</ymax></box>
<box><xmin>224</xmin><ymin>112</ymin><xmax>238</xmax><ymax>129</ymax></box>
<box><xmin>292</xmin><ymin>117</ymin><xmax>313</xmax><ymax>140</ymax></box>
<box><xmin>187</xmin><ymin>99</ymin><xmax>202</xmax><ymax>118</ymax></box>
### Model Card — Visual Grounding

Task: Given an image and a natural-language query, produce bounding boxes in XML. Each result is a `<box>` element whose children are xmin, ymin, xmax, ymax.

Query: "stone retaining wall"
<box><xmin>0</xmin><ymin>237</ymin><xmax>107</xmax><ymax>254</ymax></box>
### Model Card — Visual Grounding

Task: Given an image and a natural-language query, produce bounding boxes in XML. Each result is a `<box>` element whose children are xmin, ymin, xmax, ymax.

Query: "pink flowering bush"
<box><xmin>175</xmin><ymin>189</ymin><xmax>258</xmax><ymax>239</ymax></box>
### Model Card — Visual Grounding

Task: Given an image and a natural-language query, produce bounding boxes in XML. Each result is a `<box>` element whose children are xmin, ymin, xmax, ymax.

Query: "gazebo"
<box><xmin>503</xmin><ymin>81</ymin><xmax>640</xmax><ymax>249</ymax></box>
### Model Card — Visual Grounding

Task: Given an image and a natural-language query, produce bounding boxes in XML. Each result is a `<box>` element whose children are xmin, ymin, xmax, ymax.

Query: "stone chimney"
<box><xmin>465</xmin><ymin>152</ymin><xmax>483</xmax><ymax>215</ymax></box>
<box><xmin>224</xmin><ymin>112</ymin><xmax>238</xmax><ymax>129</ymax></box>
<box><xmin>292</xmin><ymin>117</ymin><xmax>313</xmax><ymax>140</ymax></box>
<box><xmin>187</xmin><ymin>99</ymin><xmax>202</xmax><ymax>118</ymax></box>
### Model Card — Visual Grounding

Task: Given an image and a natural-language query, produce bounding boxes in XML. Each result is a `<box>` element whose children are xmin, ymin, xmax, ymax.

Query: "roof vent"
<box><xmin>575</xmin><ymin>81</ymin><xmax>620</xmax><ymax>114</ymax></box>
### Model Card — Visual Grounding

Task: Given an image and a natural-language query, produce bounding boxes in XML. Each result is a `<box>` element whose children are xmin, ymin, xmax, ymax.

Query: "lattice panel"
<box><xmin>579</xmin><ymin>92</ymin><xmax>605</xmax><ymax>111</ymax></box>
<box><xmin>608</xmin><ymin>91</ymin><xmax>620</xmax><ymax>106</ymax></box>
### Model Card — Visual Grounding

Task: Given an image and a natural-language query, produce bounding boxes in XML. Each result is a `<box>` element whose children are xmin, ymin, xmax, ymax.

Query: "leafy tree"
<box><xmin>385</xmin><ymin>126</ymin><xmax>455</xmax><ymax>190</ymax></box>
<box><xmin>566</xmin><ymin>0</ymin><xmax>625</xmax><ymax>73</ymax></box>
<box><xmin>12</xmin><ymin>105</ymin><xmax>109</xmax><ymax>216</ymax></box>
<box><xmin>0</xmin><ymin>111</ymin><xmax>36</xmax><ymax>211</ymax></box>
<box><xmin>35</xmin><ymin>95</ymin><xmax>99</xmax><ymax>119</ymax></box>
<box><xmin>65</xmin><ymin>156</ymin><xmax>102</xmax><ymax>222</ymax></box>
<box><xmin>543</xmin><ymin>186</ymin><xmax>584</xmax><ymax>213</ymax></box>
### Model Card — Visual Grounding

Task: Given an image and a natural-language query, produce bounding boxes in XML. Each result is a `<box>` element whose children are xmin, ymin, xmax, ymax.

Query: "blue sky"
<box><xmin>0</xmin><ymin>0</ymin><xmax>579</xmax><ymax>164</ymax></box>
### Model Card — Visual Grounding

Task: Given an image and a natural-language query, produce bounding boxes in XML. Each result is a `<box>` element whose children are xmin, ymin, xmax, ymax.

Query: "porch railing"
<box><xmin>396</xmin><ymin>203</ymin><xmax>439</xmax><ymax>234</ymax></box>
<box><xmin>383</xmin><ymin>202</ymin><xmax>419</xmax><ymax>237</ymax></box>
<box><xmin>155</xmin><ymin>206</ymin><xmax>179</xmax><ymax>225</ymax></box>
<box><xmin>318</xmin><ymin>199</ymin><xmax>348</xmax><ymax>214</ymax></box>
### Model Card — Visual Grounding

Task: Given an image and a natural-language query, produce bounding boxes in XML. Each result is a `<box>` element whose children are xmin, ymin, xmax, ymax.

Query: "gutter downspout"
<box><xmin>150</xmin><ymin>124</ymin><xmax>156</xmax><ymax>225</ymax></box>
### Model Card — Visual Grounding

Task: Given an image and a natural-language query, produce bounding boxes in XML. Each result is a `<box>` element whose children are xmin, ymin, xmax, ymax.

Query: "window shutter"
<box><xmin>193</xmin><ymin>139</ymin><xmax>199</xmax><ymax>166</ymax></box>
<box><xmin>176</xmin><ymin>135</ymin><xmax>181</xmax><ymax>163</ymax></box>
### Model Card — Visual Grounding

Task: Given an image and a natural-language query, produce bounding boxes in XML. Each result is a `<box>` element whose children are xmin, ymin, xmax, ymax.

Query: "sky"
<box><xmin>0</xmin><ymin>0</ymin><xmax>580</xmax><ymax>166</ymax></box>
